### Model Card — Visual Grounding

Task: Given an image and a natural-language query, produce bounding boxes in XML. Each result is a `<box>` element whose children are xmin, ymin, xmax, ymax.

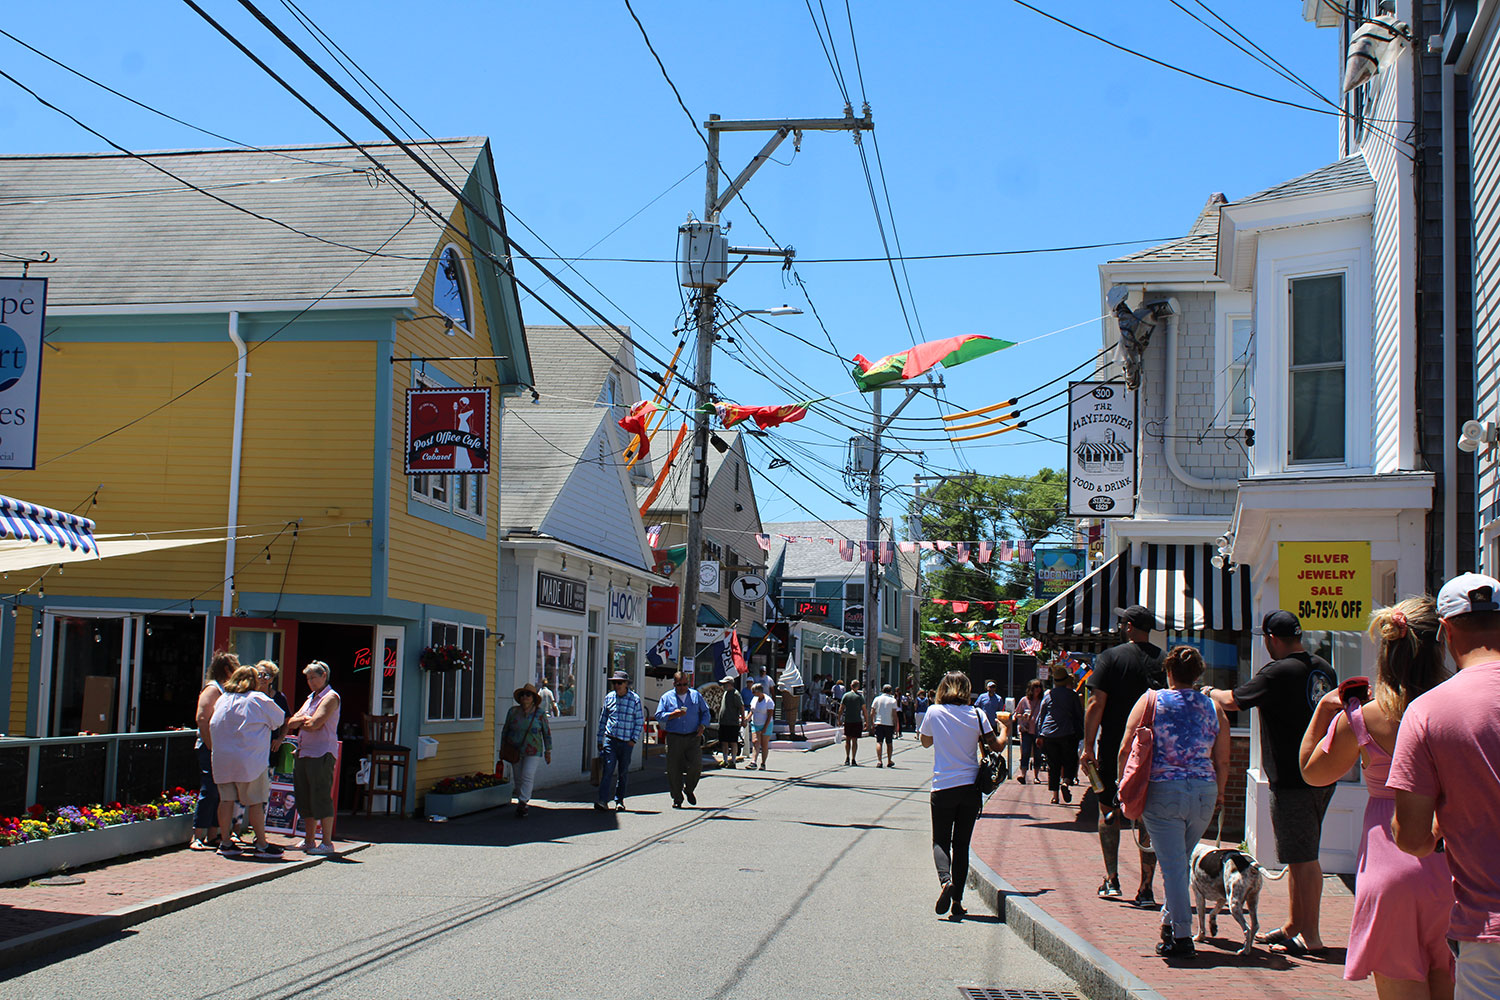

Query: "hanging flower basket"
<box><xmin>419</xmin><ymin>645</ymin><xmax>472</xmax><ymax>673</ymax></box>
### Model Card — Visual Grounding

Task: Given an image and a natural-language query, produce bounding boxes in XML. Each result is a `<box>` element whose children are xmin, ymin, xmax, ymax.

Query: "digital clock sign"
<box><xmin>791</xmin><ymin>599</ymin><xmax>830</xmax><ymax>619</ymax></box>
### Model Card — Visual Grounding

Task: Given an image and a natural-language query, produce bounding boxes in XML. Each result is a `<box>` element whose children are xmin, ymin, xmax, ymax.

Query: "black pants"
<box><xmin>930</xmin><ymin>782</ymin><xmax>983</xmax><ymax>902</ymax></box>
<box><xmin>1043</xmin><ymin>735</ymin><xmax>1078</xmax><ymax>792</ymax></box>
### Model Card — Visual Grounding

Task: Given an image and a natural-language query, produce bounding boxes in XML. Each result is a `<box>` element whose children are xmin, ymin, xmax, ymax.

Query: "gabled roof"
<box><xmin>1235</xmin><ymin>155</ymin><xmax>1372</xmax><ymax>205</ymax></box>
<box><xmin>501</xmin><ymin>407</ymin><xmax>651</xmax><ymax>569</ymax></box>
<box><xmin>638</xmin><ymin>427</ymin><xmax>747</xmax><ymax>512</ymax></box>
<box><xmin>1</xmin><ymin>139</ymin><xmax>488</xmax><ymax>307</ymax></box>
<box><xmin>526</xmin><ymin>324</ymin><xmax>639</xmax><ymax>409</ymax></box>
<box><xmin>1108</xmin><ymin>193</ymin><xmax>1225</xmax><ymax>266</ymax></box>
<box><xmin>765</xmin><ymin>518</ymin><xmax>895</xmax><ymax>581</ymax></box>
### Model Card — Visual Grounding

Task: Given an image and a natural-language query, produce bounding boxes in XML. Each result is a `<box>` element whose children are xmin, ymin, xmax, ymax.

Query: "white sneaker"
<box><xmin>306</xmin><ymin>844</ymin><xmax>338</xmax><ymax>856</ymax></box>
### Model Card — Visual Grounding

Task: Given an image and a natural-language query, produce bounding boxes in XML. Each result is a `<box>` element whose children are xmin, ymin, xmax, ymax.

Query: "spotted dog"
<box><xmin>1189</xmin><ymin>843</ymin><xmax>1288</xmax><ymax>955</ymax></box>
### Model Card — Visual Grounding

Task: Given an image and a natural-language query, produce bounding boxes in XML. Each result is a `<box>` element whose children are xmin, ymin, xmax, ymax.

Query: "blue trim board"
<box><xmin>372</xmin><ymin>325</ymin><xmax>395</xmax><ymax>609</ymax></box>
<box><xmin>404</xmin><ymin>495</ymin><xmax>487</xmax><ymax>539</ymax></box>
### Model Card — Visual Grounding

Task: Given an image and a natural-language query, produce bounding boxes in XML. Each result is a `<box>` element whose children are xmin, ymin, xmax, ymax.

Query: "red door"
<box><xmin>213</xmin><ymin>618</ymin><xmax>301</xmax><ymax>706</ymax></box>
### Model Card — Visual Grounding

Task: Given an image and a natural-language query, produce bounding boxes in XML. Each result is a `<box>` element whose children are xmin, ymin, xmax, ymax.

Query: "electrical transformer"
<box><xmin>678</xmin><ymin>220</ymin><xmax>727</xmax><ymax>289</ymax></box>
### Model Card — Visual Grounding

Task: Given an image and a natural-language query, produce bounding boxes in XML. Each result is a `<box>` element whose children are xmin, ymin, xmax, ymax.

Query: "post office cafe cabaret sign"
<box><xmin>537</xmin><ymin>571</ymin><xmax>644</xmax><ymax>628</ymax></box>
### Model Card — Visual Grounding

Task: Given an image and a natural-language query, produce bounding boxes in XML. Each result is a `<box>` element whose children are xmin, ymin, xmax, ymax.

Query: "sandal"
<box><xmin>1270</xmin><ymin>934</ymin><xmax>1327</xmax><ymax>957</ymax></box>
<box><xmin>1255</xmin><ymin>928</ymin><xmax>1294</xmax><ymax>947</ymax></box>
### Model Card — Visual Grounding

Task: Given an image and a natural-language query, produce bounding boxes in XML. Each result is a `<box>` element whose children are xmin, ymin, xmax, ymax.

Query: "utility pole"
<box><xmin>859</xmin><ymin>383</ymin><xmax>938</xmax><ymax>693</ymax></box>
<box><xmin>678</xmin><ymin>108</ymin><xmax>873</xmax><ymax>682</ymax></box>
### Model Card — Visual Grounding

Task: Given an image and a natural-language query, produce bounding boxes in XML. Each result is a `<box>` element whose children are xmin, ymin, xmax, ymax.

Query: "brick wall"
<box><xmin>1133</xmin><ymin>291</ymin><xmax>1245</xmax><ymax>519</ymax></box>
<box><xmin>1216</xmin><ymin>733</ymin><xmax>1251</xmax><ymax>843</ymax></box>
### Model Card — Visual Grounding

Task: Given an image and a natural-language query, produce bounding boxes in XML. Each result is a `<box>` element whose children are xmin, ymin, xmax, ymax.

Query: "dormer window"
<box><xmin>434</xmin><ymin>244</ymin><xmax>472</xmax><ymax>335</ymax></box>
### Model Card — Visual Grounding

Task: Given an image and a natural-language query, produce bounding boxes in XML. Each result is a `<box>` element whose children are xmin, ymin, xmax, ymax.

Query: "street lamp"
<box><xmin>721</xmin><ymin>304</ymin><xmax>803</xmax><ymax>327</ymax></box>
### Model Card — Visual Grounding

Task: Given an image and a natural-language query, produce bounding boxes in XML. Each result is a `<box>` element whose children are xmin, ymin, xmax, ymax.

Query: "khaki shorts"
<box><xmin>217</xmin><ymin>771</ymin><xmax>271</xmax><ymax>806</ymax></box>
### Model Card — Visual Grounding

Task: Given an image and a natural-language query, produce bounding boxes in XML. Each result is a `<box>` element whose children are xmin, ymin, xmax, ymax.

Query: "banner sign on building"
<box><xmin>1278</xmin><ymin>541</ymin><xmax>1372</xmax><ymax>631</ymax></box>
<box><xmin>536</xmin><ymin>571</ymin><xmax>586</xmax><ymax>614</ymax></box>
<box><xmin>1066</xmin><ymin>381</ymin><xmax>1137</xmax><ymax>518</ymax></box>
<box><xmin>405</xmin><ymin>386</ymin><xmax>491</xmax><ymax>475</ymax></box>
<box><xmin>1033</xmin><ymin>547</ymin><xmax>1086</xmax><ymax>599</ymax></box>
<box><xmin>647</xmin><ymin>585</ymin><xmax>678</xmax><ymax>626</ymax></box>
<box><xmin>842</xmin><ymin>603</ymin><xmax>864</xmax><ymax>636</ymax></box>
<box><xmin>608</xmin><ymin>587</ymin><xmax>643</xmax><ymax>627</ymax></box>
<box><xmin>0</xmin><ymin>278</ymin><xmax>45</xmax><ymax>469</ymax></box>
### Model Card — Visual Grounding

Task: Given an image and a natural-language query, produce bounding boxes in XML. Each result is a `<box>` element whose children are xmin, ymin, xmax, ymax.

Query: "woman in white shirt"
<box><xmin>746</xmin><ymin>682</ymin><xmax>776</xmax><ymax>770</ymax></box>
<box><xmin>209</xmin><ymin>664</ymin><xmax>286</xmax><ymax>858</ymax></box>
<box><xmin>920</xmin><ymin>670</ymin><xmax>1006</xmax><ymax>921</ymax></box>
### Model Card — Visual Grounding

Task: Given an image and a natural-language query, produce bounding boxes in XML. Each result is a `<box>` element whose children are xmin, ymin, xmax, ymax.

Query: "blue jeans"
<box><xmin>596</xmin><ymin>737</ymin><xmax>635</xmax><ymax>805</ymax></box>
<box><xmin>1019</xmin><ymin>731</ymin><xmax>1040</xmax><ymax>773</ymax></box>
<box><xmin>193</xmin><ymin>742</ymin><xmax>219</xmax><ymax>831</ymax></box>
<box><xmin>1140</xmin><ymin>779</ymin><xmax>1218</xmax><ymax>939</ymax></box>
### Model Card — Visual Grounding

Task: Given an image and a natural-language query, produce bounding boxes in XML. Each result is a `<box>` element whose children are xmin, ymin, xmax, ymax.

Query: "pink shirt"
<box><xmin>295</xmin><ymin>686</ymin><xmax>341</xmax><ymax>759</ymax></box>
<box><xmin>1388</xmin><ymin>659</ymin><xmax>1500</xmax><ymax>941</ymax></box>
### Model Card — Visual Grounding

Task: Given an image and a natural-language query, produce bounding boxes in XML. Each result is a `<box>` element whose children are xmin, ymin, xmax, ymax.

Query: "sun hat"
<box><xmin>609</xmin><ymin>670</ymin><xmax>630</xmax><ymax>683</ymax></box>
<box><xmin>514</xmin><ymin>682</ymin><xmax>541</xmax><ymax>702</ymax></box>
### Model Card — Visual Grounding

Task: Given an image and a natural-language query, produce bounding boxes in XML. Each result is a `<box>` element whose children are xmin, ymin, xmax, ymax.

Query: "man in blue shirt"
<box><xmin>975</xmin><ymin>680</ymin><xmax>1005</xmax><ymax>733</ymax></box>
<box><xmin>655</xmin><ymin>671</ymin><xmax>712</xmax><ymax>808</ymax></box>
<box><xmin>594</xmin><ymin>670</ymin><xmax>644</xmax><ymax>813</ymax></box>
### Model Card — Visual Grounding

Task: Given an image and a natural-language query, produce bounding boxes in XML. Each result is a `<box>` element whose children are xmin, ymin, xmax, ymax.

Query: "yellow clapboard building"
<box><xmin>0</xmin><ymin>139</ymin><xmax>534</xmax><ymax>812</ymax></box>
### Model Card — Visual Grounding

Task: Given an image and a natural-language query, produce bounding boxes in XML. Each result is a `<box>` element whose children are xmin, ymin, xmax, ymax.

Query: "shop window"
<box><xmin>536</xmin><ymin>630</ymin><xmax>579</xmax><ymax>717</ymax></box>
<box><xmin>1288</xmin><ymin>273</ymin><xmax>1346</xmax><ymax>464</ymax></box>
<box><xmin>426</xmin><ymin>621</ymin><xmax>484</xmax><ymax>722</ymax></box>
<box><xmin>434</xmin><ymin>244</ymin><xmax>473</xmax><ymax>335</ymax></box>
<box><xmin>608</xmin><ymin>640</ymin><xmax>637</xmax><ymax>686</ymax></box>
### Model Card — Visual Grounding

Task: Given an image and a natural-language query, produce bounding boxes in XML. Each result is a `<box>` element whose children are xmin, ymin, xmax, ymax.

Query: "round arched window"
<box><xmin>434</xmin><ymin>244</ymin><xmax>472</xmax><ymax>334</ymax></box>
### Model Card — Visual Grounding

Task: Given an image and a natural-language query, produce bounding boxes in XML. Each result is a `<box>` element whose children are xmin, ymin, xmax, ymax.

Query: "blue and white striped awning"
<box><xmin>0</xmin><ymin>495</ymin><xmax>97</xmax><ymax>554</ymax></box>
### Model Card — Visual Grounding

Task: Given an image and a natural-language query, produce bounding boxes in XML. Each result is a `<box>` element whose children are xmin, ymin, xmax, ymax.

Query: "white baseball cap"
<box><xmin>1437</xmin><ymin>572</ymin><xmax>1500</xmax><ymax>619</ymax></box>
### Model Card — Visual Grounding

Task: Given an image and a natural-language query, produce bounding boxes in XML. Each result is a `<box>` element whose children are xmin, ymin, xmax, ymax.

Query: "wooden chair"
<box><xmin>361</xmin><ymin>714</ymin><xmax>410</xmax><ymax>817</ymax></box>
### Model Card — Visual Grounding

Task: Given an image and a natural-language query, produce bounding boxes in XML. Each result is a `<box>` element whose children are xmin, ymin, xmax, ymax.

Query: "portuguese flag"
<box><xmin>851</xmin><ymin>334</ymin><xmax>1015</xmax><ymax>392</ymax></box>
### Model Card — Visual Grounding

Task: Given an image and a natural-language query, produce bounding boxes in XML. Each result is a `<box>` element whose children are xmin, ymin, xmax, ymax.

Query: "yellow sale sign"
<box><xmin>1278</xmin><ymin>541</ymin><xmax>1372</xmax><ymax>631</ymax></box>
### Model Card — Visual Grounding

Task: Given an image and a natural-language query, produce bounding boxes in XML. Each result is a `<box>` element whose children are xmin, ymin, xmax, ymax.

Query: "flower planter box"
<box><xmin>0</xmin><ymin>813</ymin><xmax>194</xmax><ymax>884</ymax></box>
<box><xmin>424</xmin><ymin>781</ymin><xmax>511</xmax><ymax>818</ymax></box>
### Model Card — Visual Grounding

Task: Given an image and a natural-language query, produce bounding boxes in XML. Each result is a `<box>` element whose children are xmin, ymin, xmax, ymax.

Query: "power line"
<box><xmin>188</xmin><ymin>0</ymin><xmax>695</xmax><ymax>397</ymax></box>
<box><xmin>1008</xmin><ymin>0</ymin><xmax>1344</xmax><ymax>117</ymax></box>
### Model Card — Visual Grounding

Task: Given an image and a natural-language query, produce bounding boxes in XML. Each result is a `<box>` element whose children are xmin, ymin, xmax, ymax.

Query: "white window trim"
<box><xmin>425</xmin><ymin>618</ymin><xmax>485</xmax><ymax>722</ymax></box>
<box><xmin>435</xmin><ymin>242</ymin><xmax>475</xmax><ymax>338</ymax></box>
<box><xmin>1213</xmin><ymin>292</ymin><xmax>1253</xmax><ymax>428</ymax></box>
<box><xmin>535</xmin><ymin>628</ymin><xmax>583</xmax><ymax>721</ymax></box>
<box><xmin>1253</xmin><ymin>225</ymin><xmax>1372</xmax><ymax>477</ymax></box>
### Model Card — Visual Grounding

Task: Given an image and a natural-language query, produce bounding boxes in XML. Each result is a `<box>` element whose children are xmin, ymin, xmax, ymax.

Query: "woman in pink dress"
<box><xmin>1300</xmin><ymin>596</ymin><xmax>1454</xmax><ymax>1000</ymax></box>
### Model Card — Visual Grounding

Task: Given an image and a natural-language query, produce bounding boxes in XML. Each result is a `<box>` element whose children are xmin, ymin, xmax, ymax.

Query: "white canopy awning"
<box><xmin>0</xmin><ymin>534</ymin><xmax>227</xmax><ymax>575</ymax></box>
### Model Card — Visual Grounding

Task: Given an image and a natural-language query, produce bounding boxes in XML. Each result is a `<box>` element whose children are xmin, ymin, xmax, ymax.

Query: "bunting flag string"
<box><xmin>928</xmin><ymin>598</ymin><xmax>1021</xmax><ymax>613</ymax></box>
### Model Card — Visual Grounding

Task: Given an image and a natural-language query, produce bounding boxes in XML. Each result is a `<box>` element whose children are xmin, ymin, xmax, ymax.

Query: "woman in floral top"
<box><xmin>502</xmin><ymin>684</ymin><xmax>552</xmax><ymax>818</ymax></box>
<box><xmin>1118</xmin><ymin>645</ymin><xmax>1229</xmax><ymax>958</ymax></box>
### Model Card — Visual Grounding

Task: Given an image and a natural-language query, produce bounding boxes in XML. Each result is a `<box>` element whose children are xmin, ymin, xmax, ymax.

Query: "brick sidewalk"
<box><xmin>971</xmin><ymin>778</ymin><xmax>1363</xmax><ymax>1000</ymax></box>
<box><xmin>0</xmin><ymin>838</ymin><xmax>365</xmax><ymax>965</ymax></box>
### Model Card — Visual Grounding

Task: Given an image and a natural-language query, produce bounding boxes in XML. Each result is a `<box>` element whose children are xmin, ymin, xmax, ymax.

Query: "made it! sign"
<box><xmin>1278</xmin><ymin>541</ymin><xmax>1372</xmax><ymax>631</ymax></box>
<box><xmin>405</xmin><ymin>387</ymin><xmax>491</xmax><ymax>475</ymax></box>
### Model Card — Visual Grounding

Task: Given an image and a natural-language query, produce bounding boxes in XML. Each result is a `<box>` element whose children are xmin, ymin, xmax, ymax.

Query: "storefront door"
<box><xmin>216</xmin><ymin>617</ymin><xmax>300</xmax><ymax>705</ymax></box>
<box><xmin>40</xmin><ymin>612</ymin><xmax>209</xmax><ymax>735</ymax></box>
<box><xmin>372</xmin><ymin>625</ymin><xmax>403</xmax><ymax>720</ymax></box>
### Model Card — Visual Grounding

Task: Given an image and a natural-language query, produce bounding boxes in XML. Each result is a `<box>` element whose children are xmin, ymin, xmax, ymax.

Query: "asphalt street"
<box><xmin>2</xmin><ymin>738</ymin><xmax>1080</xmax><ymax>1000</ymax></box>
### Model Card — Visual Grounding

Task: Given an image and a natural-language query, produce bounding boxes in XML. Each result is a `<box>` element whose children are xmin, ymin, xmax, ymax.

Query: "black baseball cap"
<box><xmin>1113</xmin><ymin>605</ymin><xmax>1156</xmax><ymax>631</ymax></box>
<box><xmin>1252</xmin><ymin>610</ymin><xmax>1302</xmax><ymax>638</ymax></box>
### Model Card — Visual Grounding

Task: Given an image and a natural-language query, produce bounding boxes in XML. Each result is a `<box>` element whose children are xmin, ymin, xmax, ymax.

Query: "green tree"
<box><xmin>912</xmin><ymin>470</ymin><xmax>1068</xmax><ymax>683</ymax></box>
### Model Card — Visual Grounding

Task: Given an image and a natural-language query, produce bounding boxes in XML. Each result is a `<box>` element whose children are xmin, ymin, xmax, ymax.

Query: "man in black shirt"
<box><xmin>1202</xmin><ymin>609</ymin><xmax>1336</xmax><ymax>954</ymax></box>
<box><xmin>1081</xmin><ymin>604</ymin><xmax>1165</xmax><ymax>903</ymax></box>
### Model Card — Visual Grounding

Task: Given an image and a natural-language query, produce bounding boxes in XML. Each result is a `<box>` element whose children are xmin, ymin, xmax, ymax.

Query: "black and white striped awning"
<box><xmin>1027</xmin><ymin>550</ymin><xmax>1134</xmax><ymax>637</ymax></box>
<box><xmin>1137</xmin><ymin>543</ymin><xmax>1251</xmax><ymax>632</ymax></box>
<box><xmin>1027</xmin><ymin>543</ymin><xmax>1251</xmax><ymax>637</ymax></box>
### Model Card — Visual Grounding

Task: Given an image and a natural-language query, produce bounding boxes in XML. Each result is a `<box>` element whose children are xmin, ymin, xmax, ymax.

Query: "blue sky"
<box><xmin>0</xmin><ymin>1</ymin><xmax>1341</xmax><ymax>527</ymax></box>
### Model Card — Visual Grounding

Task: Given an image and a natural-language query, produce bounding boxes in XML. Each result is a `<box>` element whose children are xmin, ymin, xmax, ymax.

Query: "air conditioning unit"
<box><xmin>678</xmin><ymin>220</ymin><xmax>727</xmax><ymax>289</ymax></box>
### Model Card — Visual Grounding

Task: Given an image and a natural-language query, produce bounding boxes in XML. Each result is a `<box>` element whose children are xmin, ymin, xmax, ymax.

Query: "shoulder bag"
<box><xmin>974</xmin><ymin>708</ymin><xmax>1009</xmax><ymax>794</ymax></box>
<box><xmin>1116</xmin><ymin>690</ymin><xmax>1159</xmax><ymax>821</ymax></box>
<box><xmin>500</xmin><ymin>709</ymin><xmax>538</xmax><ymax>766</ymax></box>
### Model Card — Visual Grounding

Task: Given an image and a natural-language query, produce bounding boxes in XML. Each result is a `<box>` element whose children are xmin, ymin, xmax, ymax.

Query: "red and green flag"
<box><xmin>714</xmin><ymin>402</ymin><xmax>810</xmax><ymax>430</ymax></box>
<box><xmin>617</xmin><ymin>400</ymin><xmax>657</xmax><ymax>456</ymax></box>
<box><xmin>851</xmin><ymin>334</ymin><xmax>1014</xmax><ymax>392</ymax></box>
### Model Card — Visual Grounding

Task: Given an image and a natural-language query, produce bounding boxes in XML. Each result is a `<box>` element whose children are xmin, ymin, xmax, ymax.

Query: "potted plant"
<box><xmin>423</xmin><ymin>771</ymin><xmax>510</xmax><ymax>818</ymax></box>
<box><xmin>419</xmin><ymin>645</ymin><xmax>472</xmax><ymax>672</ymax></box>
<box><xmin>0</xmin><ymin>789</ymin><xmax>199</xmax><ymax>884</ymax></box>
